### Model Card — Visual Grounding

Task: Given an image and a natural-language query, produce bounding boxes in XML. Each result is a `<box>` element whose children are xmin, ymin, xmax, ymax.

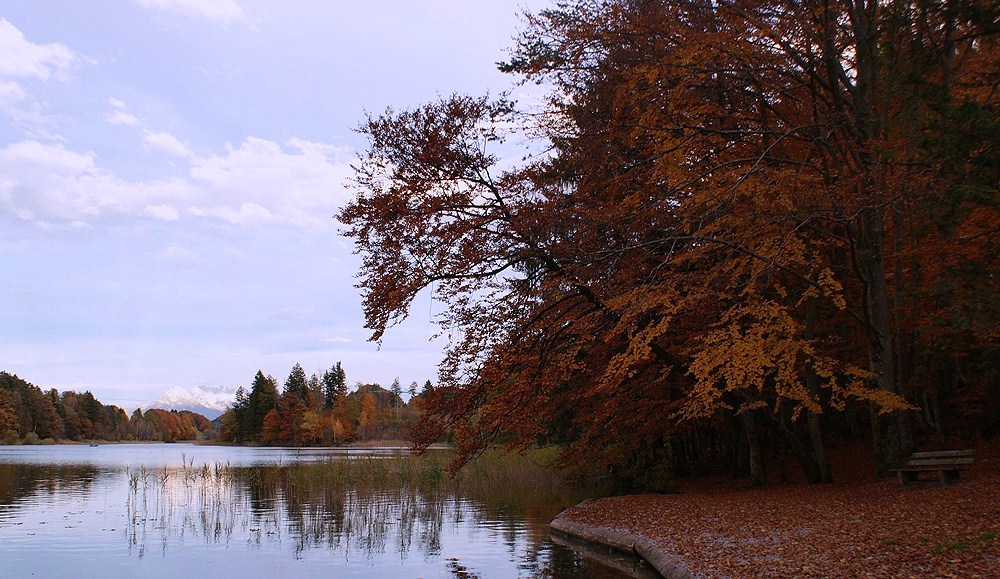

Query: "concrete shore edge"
<box><xmin>549</xmin><ymin>502</ymin><xmax>695</xmax><ymax>579</ymax></box>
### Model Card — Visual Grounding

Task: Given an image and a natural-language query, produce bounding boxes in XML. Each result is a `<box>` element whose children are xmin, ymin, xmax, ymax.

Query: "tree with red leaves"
<box><xmin>340</xmin><ymin>0</ymin><xmax>999</xmax><ymax>482</ymax></box>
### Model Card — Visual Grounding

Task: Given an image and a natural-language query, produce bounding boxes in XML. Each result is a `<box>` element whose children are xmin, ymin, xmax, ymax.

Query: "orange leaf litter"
<box><xmin>557</xmin><ymin>442</ymin><xmax>1000</xmax><ymax>578</ymax></box>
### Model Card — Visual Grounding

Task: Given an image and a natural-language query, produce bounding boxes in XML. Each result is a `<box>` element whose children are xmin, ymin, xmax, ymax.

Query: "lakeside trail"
<box><xmin>553</xmin><ymin>442</ymin><xmax>1000</xmax><ymax>578</ymax></box>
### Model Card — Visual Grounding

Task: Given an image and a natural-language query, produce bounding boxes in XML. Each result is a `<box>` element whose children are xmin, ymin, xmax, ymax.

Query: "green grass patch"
<box><xmin>932</xmin><ymin>532</ymin><xmax>996</xmax><ymax>554</ymax></box>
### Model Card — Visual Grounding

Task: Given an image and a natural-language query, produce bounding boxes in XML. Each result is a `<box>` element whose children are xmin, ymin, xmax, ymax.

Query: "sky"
<box><xmin>0</xmin><ymin>0</ymin><xmax>548</xmax><ymax>410</ymax></box>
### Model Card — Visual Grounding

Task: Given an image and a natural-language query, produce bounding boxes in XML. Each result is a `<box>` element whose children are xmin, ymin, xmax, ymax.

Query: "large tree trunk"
<box><xmin>848</xmin><ymin>0</ymin><xmax>906</xmax><ymax>478</ymax></box>
<box><xmin>756</xmin><ymin>408</ymin><xmax>821</xmax><ymax>484</ymax></box>
<box><xmin>732</xmin><ymin>411</ymin><xmax>749</xmax><ymax>479</ymax></box>
<box><xmin>804</xmin><ymin>298</ymin><xmax>833</xmax><ymax>483</ymax></box>
<box><xmin>853</xmin><ymin>207</ymin><xmax>904</xmax><ymax>476</ymax></box>
<box><xmin>741</xmin><ymin>410</ymin><xmax>767</xmax><ymax>487</ymax></box>
<box><xmin>893</xmin><ymin>220</ymin><xmax>915</xmax><ymax>456</ymax></box>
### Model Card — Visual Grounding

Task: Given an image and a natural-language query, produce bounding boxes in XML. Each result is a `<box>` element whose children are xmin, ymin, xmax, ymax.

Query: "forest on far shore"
<box><xmin>217</xmin><ymin>363</ymin><xmax>430</xmax><ymax>446</ymax></box>
<box><xmin>1</xmin><ymin>371</ymin><xmax>216</xmax><ymax>443</ymax></box>
<box><xmin>1</xmin><ymin>365</ymin><xmax>431</xmax><ymax>447</ymax></box>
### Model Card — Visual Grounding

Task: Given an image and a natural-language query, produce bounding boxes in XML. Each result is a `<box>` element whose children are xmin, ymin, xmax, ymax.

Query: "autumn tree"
<box><xmin>260</xmin><ymin>409</ymin><xmax>282</xmax><ymax>445</ymax></box>
<box><xmin>308</xmin><ymin>372</ymin><xmax>324</xmax><ymax>412</ymax></box>
<box><xmin>0</xmin><ymin>372</ymin><xmax>64</xmax><ymax>440</ymax></box>
<box><xmin>340</xmin><ymin>0</ymin><xmax>999</xmax><ymax>481</ymax></box>
<box><xmin>0</xmin><ymin>390</ymin><xmax>18</xmax><ymax>443</ymax></box>
<box><xmin>358</xmin><ymin>392</ymin><xmax>378</xmax><ymax>440</ymax></box>
<box><xmin>221</xmin><ymin>386</ymin><xmax>250</xmax><ymax>442</ymax></box>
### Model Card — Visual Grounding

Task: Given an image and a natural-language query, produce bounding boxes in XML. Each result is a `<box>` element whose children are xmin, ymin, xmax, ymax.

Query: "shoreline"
<box><xmin>548</xmin><ymin>442</ymin><xmax>998</xmax><ymax>578</ymax></box>
<box><xmin>550</xmin><ymin>503</ymin><xmax>692</xmax><ymax>578</ymax></box>
<box><xmin>3</xmin><ymin>438</ymin><xmax>446</xmax><ymax>448</ymax></box>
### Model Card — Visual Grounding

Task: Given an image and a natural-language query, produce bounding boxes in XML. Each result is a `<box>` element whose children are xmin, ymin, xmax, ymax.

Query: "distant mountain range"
<box><xmin>145</xmin><ymin>385</ymin><xmax>236</xmax><ymax>420</ymax></box>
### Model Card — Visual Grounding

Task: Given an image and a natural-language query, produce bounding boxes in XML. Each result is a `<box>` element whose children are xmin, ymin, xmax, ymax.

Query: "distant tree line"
<box><xmin>218</xmin><ymin>363</ymin><xmax>432</xmax><ymax>445</ymax></box>
<box><xmin>0</xmin><ymin>371</ymin><xmax>216</xmax><ymax>443</ymax></box>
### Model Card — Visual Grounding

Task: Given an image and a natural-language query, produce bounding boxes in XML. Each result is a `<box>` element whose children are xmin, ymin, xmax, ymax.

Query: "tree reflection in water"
<box><xmin>1</xmin><ymin>450</ymin><xmax>635</xmax><ymax>577</ymax></box>
<box><xmin>0</xmin><ymin>463</ymin><xmax>105</xmax><ymax>514</ymax></box>
<box><xmin>120</xmin><ymin>454</ymin><xmax>591</xmax><ymax>570</ymax></box>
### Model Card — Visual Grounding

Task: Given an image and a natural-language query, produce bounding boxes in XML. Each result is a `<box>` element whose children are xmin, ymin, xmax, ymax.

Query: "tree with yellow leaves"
<box><xmin>341</xmin><ymin>0</ymin><xmax>999</xmax><ymax>482</ymax></box>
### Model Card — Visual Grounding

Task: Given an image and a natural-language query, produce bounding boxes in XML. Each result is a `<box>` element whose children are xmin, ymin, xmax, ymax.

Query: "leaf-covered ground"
<box><xmin>559</xmin><ymin>442</ymin><xmax>1000</xmax><ymax>577</ymax></box>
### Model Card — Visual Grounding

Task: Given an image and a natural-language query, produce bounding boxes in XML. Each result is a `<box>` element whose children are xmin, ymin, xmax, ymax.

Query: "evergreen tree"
<box><xmin>228</xmin><ymin>385</ymin><xmax>249</xmax><ymax>442</ymax></box>
<box><xmin>247</xmin><ymin>371</ymin><xmax>278</xmax><ymax>441</ymax></box>
<box><xmin>390</xmin><ymin>377</ymin><xmax>403</xmax><ymax>418</ymax></box>
<box><xmin>335</xmin><ymin>363</ymin><xmax>347</xmax><ymax>400</ymax></box>
<box><xmin>284</xmin><ymin>363</ymin><xmax>308</xmax><ymax>402</ymax></box>
<box><xmin>408</xmin><ymin>381</ymin><xmax>418</xmax><ymax>399</ymax></box>
<box><xmin>307</xmin><ymin>372</ymin><xmax>323</xmax><ymax>411</ymax></box>
<box><xmin>323</xmin><ymin>362</ymin><xmax>347</xmax><ymax>409</ymax></box>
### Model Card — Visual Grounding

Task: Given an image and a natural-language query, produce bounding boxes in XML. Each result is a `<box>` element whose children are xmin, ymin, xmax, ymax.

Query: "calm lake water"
<box><xmin>0</xmin><ymin>444</ymin><xmax>651</xmax><ymax>578</ymax></box>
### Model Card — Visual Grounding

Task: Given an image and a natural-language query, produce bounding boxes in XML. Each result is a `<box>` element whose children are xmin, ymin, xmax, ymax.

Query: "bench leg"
<box><xmin>898</xmin><ymin>471</ymin><xmax>918</xmax><ymax>486</ymax></box>
<box><xmin>939</xmin><ymin>469</ymin><xmax>960</xmax><ymax>485</ymax></box>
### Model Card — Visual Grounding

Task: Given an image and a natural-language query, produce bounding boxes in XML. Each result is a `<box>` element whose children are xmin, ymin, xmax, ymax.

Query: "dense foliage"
<box><xmin>0</xmin><ymin>371</ymin><xmax>216</xmax><ymax>443</ymax></box>
<box><xmin>217</xmin><ymin>365</ymin><xmax>426</xmax><ymax>445</ymax></box>
<box><xmin>339</xmin><ymin>0</ymin><xmax>999</xmax><ymax>483</ymax></box>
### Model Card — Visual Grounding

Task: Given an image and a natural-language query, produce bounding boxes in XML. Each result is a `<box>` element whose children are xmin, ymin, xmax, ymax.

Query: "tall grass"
<box><xmin>120</xmin><ymin>445</ymin><xmax>598</xmax><ymax>557</ymax></box>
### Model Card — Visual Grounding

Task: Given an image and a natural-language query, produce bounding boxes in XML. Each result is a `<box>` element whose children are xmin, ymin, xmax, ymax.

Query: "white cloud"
<box><xmin>188</xmin><ymin>201</ymin><xmax>274</xmax><ymax>226</ymax></box>
<box><xmin>0</xmin><ymin>18</ymin><xmax>77</xmax><ymax>81</ymax></box>
<box><xmin>1</xmin><ymin>139</ymin><xmax>96</xmax><ymax>174</ymax></box>
<box><xmin>1</xmin><ymin>135</ymin><xmax>353</xmax><ymax>231</ymax></box>
<box><xmin>13</xmin><ymin>206</ymin><xmax>34</xmax><ymax>221</ymax></box>
<box><xmin>143</xmin><ymin>204</ymin><xmax>180</xmax><ymax>221</ymax></box>
<box><xmin>0</xmin><ymin>19</ymin><xmax>82</xmax><ymax>123</ymax></box>
<box><xmin>187</xmin><ymin>137</ymin><xmax>354</xmax><ymax>229</ymax></box>
<box><xmin>105</xmin><ymin>109</ymin><xmax>142</xmax><ymax>127</ymax></box>
<box><xmin>0</xmin><ymin>140</ymin><xmax>194</xmax><ymax>224</ymax></box>
<box><xmin>132</xmin><ymin>0</ymin><xmax>247</xmax><ymax>22</ymax></box>
<box><xmin>152</xmin><ymin>245</ymin><xmax>196</xmax><ymax>263</ymax></box>
<box><xmin>104</xmin><ymin>97</ymin><xmax>143</xmax><ymax>126</ymax></box>
<box><xmin>0</xmin><ymin>80</ymin><xmax>27</xmax><ymax>108</ymax></box>
<box><xmin>144</xmin><ymin>131</ymin><xmax>193</xmax><ymax>158</ymax></box>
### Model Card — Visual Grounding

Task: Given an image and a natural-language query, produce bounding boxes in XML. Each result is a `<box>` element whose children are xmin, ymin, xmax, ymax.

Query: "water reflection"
<box><xmin>0</xmin><ymin>463</ymin><xmax>105</xmax><ymax>515</ymax></box>
<box><xmin>123</xmin><ymin>461</ymin><xmax>562</xmax><ymax>566</ymax></box>
<box><xmin>0</xmin><ymin>446</ymin><xmax>641</xmax><ymax>577</ymax></box>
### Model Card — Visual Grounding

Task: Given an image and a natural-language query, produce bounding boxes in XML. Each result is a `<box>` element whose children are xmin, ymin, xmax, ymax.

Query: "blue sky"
<box><xmin>1</xmin><ymin>0</ymin><xmax>546</xmax><ymax>409</ymax></box>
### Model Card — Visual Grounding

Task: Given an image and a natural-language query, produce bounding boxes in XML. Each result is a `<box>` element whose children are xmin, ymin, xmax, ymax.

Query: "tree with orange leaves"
<box><xmin>340</xmin><ymin>0</ymin><xmax>998</xmax><ymax>482</ymax></box>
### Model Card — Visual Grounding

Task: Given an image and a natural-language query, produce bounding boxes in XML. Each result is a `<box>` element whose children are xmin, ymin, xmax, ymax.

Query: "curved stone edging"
<box><xmin>550</xmin><ymin>507</ymin><xmax>695</xmax><ymax>579</ymax></box>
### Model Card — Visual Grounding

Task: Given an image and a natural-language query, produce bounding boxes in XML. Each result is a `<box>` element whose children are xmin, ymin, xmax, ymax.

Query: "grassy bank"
<box><xmin>131</xmin><ymin>445</ymin><xmax>589</xmax><ymax>502</ymax></box>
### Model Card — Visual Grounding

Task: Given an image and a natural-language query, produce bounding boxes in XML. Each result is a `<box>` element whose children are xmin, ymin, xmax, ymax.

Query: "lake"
<box><xmin>0</xmin><ymin>444</ymin><xmax>652</xmax><ymax>578</ymax></box>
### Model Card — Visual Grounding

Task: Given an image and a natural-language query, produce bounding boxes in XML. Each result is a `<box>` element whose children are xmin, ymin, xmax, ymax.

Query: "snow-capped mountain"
<box><xmin>145</xmin><ymin>385</ymin><xmax>237</xmax><ymax>420</ymax></box>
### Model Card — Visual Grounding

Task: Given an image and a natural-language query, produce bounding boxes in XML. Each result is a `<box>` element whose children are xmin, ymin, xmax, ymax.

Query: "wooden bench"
<box><xmin>893</xmin><ymin>450</ymin><xmax>976</xmax><ymax>485</ymax></box>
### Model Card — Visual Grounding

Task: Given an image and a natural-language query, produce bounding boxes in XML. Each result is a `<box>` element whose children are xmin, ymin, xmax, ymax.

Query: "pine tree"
<box><xmin>323</xmin><ymin>362</ymin><xmax>347</xmax><ymax>409</ymax></box>
<box><xmin>284</xmin><ymin>363</ymin><xmax>308</xmax><ymax>402</ymax></box>
<box><xmin>227</xmin><ymin>385</ymin><xmax>249</xmax><ymax>442</ymax></box>
<box><xmin>307</xmin><ymin>373</ymin><xmax>323</xmax><ymax>411</ymax></box>
<box><xmin>390</xmin><ymin>377</ymin><xmax>402</xmax><ymax>419</ymax></box>
<box><xmin>246</xmin><ymin>371</ymin><xmax>278</xmax><ymax>442</ymax></box>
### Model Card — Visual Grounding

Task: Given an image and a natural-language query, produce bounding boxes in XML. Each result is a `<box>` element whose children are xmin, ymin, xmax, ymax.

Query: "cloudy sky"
<box><xmin>1</xmin><ymin>0</ymin><xmax>546</xmax><ymax>409</ymax></box>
